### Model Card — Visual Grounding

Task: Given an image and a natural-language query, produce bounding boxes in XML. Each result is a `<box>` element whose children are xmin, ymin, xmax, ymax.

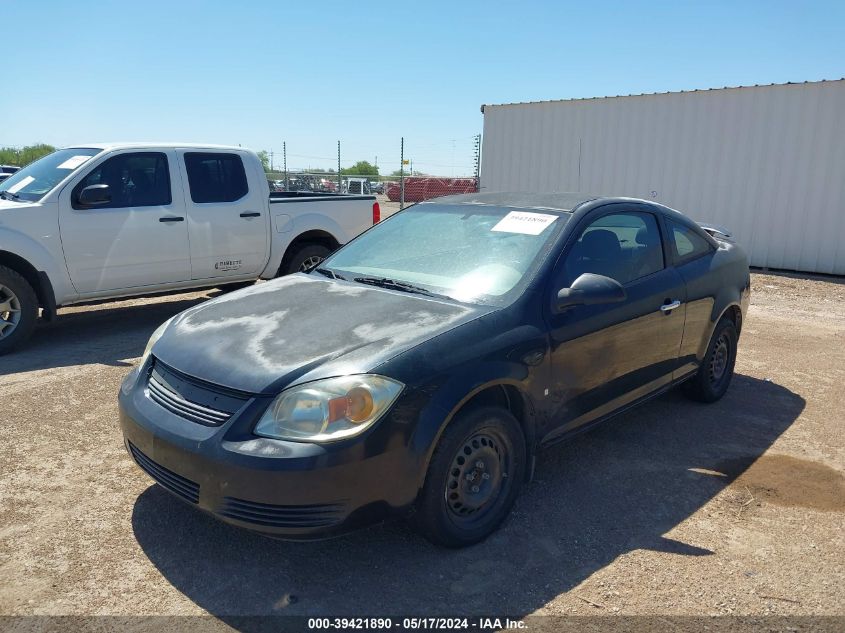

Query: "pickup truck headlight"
<box><xmin>140</xmin><ymin>317</ymin><xmax>174</xmax><ymax>367</ymax></box>
<box><xmin>254</xmin><ymin>375</ymin><xmax>403</xmax><ymax>442</ymax></box>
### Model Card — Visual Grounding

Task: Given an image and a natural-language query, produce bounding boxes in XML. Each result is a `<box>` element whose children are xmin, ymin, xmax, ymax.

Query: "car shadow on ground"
<box><xmin>0</xmin><ymin>291</ymin><xmax>220</xmax><ymax>374</ymax></box>
<box><xmin>131</xmin><ymin>374</ymin><xmax>803</xmax><ymax>626</ymax></box>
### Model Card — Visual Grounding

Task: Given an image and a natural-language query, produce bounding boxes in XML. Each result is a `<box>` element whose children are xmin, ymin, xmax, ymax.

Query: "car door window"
<box><xmin>73</xmin><ymin>152</ymin><xmax>171</xmax><ymax>209</ymax></box>
<box><xmin>184</xmin><ymin>153</ymin><xmax>248</xmax><ymax>203</ymax></box>
<box><xmin>564</xmin><ymin>212</ymin><xmax>664</xmax><ymax>286</ymax></box>
<box><xmin>669</xmin><ymin>220</ymin><xmax>714</xmax><ymax>264</ymax></box>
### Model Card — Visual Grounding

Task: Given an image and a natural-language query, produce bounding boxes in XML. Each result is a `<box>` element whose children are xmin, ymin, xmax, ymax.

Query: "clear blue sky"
<box><xmin>3</xmin><ymin>1</ymin><xmax>843</xmax><ymax>175</ymax></box>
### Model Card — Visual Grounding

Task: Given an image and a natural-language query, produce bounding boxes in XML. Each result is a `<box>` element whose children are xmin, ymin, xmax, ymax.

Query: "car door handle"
<box><xmin>159</xmin><ymin>216</ymin><xmax>184</xmax><ymax>223</ymax></box>
<box><xmin>660</xmin><ymin>300</ymin><xmax>682</xmax><ymax>313</ymax></box>
<box><xmin>240</xmin><ymin>212</ymin><xmax>261</xmax><ymax>218</ymax></box>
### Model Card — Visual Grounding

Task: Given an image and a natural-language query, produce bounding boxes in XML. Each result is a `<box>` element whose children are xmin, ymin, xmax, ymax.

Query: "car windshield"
<box><xmin>321</xmin><ymin>202</ymin><xmax>570</xmax><ymax>306</ymax></box>
<box><xmin>0</xmin><ymin>148</ymin><xmax>101</xmax><ymax>202</ymax></box>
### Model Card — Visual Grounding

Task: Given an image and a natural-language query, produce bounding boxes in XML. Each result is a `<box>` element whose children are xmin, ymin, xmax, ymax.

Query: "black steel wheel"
<box><xmin>683</xmin><ymin>315</ymin><xmax>738</xmax><ymax>403</ymax></box>
<box><xmin>414</xmin><ymin>406</ymin><xmax>526</xmax><ymax>547</ymax></box>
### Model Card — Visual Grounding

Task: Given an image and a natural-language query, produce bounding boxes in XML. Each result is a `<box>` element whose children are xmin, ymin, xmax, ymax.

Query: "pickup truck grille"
<box><xmin>147</xmin><ymin>359</ymin><xmax>249</xmax><ymax>426</ymax></box>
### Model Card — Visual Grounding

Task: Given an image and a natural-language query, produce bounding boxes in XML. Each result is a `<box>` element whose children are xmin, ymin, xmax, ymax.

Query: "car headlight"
<box><xmin>140</xmin><ymin>317</ymin><xmax>174</xmax><ymax>367</ymax></box>
<box><xmin>254</xmin><ymin>375</ymin><xmax>403</xmax><ymax>442</ymax></box>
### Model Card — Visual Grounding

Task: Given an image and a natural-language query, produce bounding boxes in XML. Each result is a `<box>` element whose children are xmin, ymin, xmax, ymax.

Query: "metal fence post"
<box><xmin>474</xmin><ymin>133</ymin><xmax>481</xmax><ymax>183</ymax></box>
<box><xmin>337</xmin><ymin>141</ymin><xmax>342</xmax><ymax>193</ymax></box>
<box><xmin>283</xmin><ymin>142</ymin><xmax>288</xmax><ymax>191</ymax></box>
<box><xmin>400</xmin><ymin>137</ymin><xmax>405</xmax><ymax>210</ymax></box>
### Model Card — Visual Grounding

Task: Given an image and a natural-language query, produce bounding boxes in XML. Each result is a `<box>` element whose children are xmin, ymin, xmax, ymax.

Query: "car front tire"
<box><xmin>0</xmin><ymin>265</ymin><xmax>39</xmax><ymax>355</ymax></box>
<box><xmin>414</xmin><ymin>406</ymin><xmax>526</xmax><ymax>548</ymax></box>
<box><xmin>683</xmin><ymin>315</ymin><xmax>738</xmax><ymax>403</ymax></box>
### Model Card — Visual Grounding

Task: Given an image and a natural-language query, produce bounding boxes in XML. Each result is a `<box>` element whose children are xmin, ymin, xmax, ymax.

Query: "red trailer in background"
<box><xmin>386</xmin><ymin>177</ymin><xmax>478</xmax><ymax>203</ymax></box>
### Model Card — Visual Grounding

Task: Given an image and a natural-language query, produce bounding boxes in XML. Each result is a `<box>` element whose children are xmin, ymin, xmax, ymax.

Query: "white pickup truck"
<box><xmin>0</xmin><ymin>143</ymin><xmax>380</xmax><ymax>353</ymax></box>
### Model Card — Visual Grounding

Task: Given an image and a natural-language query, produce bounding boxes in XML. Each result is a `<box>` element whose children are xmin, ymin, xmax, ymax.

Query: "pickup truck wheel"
<box><xmin>414</xmin><ymin>406</ymin><xmax>526</xmax><ymax>548</ymax></box>
<box><xmin>683</xmin><ymin>316</ymin><xmax>738</xmax><ymax>403</ymax></box>
<box><xmin>0</xmin><ymin>265</ymin><xmax>39</xmax><ymax>355</ymax></box>
<box><xmin>283</xmin><ymin>244</ymin><xmax>331</xmax><ymax>275</ymax></box>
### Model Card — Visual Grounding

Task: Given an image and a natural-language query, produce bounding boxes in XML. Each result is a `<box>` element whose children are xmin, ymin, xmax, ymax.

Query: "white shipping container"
<box><xmin>480</xmin><ymin>80</ymin><xmax>845</xmax><ymax>275</ymax></box>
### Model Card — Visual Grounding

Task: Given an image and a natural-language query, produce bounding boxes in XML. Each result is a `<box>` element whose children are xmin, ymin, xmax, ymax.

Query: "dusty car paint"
<box><xmin>118</xmin><ymin>192</ymin><xmax>750</xmax><ymax>539</ymax></box>
<box><xmin>155</xmin><ymin>274</ymin><xmax>481</xmax><ymax>394</ymax></box>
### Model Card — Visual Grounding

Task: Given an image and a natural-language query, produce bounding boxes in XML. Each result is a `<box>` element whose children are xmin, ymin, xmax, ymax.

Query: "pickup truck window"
<box><xmin>669</xmin><ymin>219</ymin><xmax>714</xmax><ymax>264</ymax></box>
<box><xmin>184</xmin><ymin>153</ymin><xmax>248</xmax><ymax>203</ymax></box>
<box><xmin>73</xmin><ymin>152</ymin><xmax>171</xmax><ymax>209</ymax></box>
<box><xmin>0</xmin><ymin>148</ymin><xmax>100</xmax><ymax>202</ymax></box>
<box><xmin>565</xmin><ymin>212</ymin><xmax>664</xmax><ymax>286</ymax></box>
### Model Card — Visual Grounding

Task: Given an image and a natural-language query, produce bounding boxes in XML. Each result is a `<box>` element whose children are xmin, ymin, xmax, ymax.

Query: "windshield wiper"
<box><xmin>0</xmin><ymin>191</ymin><xmax>20</xmax><ymax>201</ymax></box>
<box><xmin>353</xmin><ymin>276</ymin><xmax>450</xmax><ymax>299</ymax></box>
<box><xmin>314</xmin><ymin>267</ymin><xmax>347</xmax><ymax>281</ymax></box>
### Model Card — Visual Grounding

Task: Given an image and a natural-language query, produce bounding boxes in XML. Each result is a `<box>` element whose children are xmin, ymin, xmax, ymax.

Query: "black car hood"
<box><xmin>152</xmin><ymin>274</ymin><xmax>487</xmax><ymax>394</ymax></box>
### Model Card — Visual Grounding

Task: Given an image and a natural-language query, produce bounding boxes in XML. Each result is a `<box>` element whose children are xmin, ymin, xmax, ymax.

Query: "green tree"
<box><xmin>0</xmin><ymin>144</ymin><xmax>56</xmax><ymax>167</ymax></box>
<box><xmin>341</xmin><ymin>161</ymin><xmax>379</xmax><ymax>177</ymax></box>
<box><xmin>256</xmin><ymin>150</ymin><xmax>271</xmax><ymax>173</ymax></box>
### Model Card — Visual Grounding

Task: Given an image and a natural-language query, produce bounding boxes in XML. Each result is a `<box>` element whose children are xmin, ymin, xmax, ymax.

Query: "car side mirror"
<box><xmin>555</xmin><ymin>273</ymin><xmax>626</xmax><ymax>312</ymax></box>
<box><xmin>78</xmin><ymin>184</ymin><xmax>111</xmax><ymax>207</ymax></box>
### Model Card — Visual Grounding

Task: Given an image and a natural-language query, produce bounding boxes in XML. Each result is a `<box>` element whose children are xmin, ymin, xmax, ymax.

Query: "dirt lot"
<box><xmin>1</xmin><ymin>272</ymin><xmax>843</xmax><ymax>621</ymax></box>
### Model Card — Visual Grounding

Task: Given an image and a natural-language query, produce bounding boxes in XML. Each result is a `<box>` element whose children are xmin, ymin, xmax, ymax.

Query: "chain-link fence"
<box><xmin>261</xmin><ymin>136</ymin><xmax>481</xmax><ymax>215</ymax></box>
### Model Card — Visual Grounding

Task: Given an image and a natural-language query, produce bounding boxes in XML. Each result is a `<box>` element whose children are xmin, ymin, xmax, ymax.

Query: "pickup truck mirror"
<box><xmin>555</xmin><ymin>273</ymin><xmax>626</xmax><ymax>312</ymax></box>
<box><xmin>78</xmin><ymin>184</ymin><xmax>111</xmax><ymax>207</ymax></box>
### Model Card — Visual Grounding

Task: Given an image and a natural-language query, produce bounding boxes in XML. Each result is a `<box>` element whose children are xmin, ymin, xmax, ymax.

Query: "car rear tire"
<box><xmin>0</xmin><ymin>265</ymin><xmax>39</xmax><ymax>355</ymax></box>
<box><xmin>282</xmin><ymin>244</ymin><xmax>331</xmax><ymax>276</ymax></box>
<box><xmin>683</xmin><ymin>315</ymin><xmax>738</xmax><ymax>403</ymax></box>
<box><xmin>414</xmin><ymin>406</ymin><xmax>526</xmax><ymax>548</ymax></box>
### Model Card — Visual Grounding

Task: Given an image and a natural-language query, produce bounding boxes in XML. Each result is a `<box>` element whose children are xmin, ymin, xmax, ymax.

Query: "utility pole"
<box><xmin>270</xmin><ymin>150</ymin><xmax>274</xmax><ymax>172</ymax></box>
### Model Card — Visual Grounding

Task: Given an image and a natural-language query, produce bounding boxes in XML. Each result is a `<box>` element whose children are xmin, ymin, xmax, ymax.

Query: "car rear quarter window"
<box><xmin>669</xmin><ymin>220</ymin><xmax>714</xmax><ymax>264</ymax></box>
<box><xmin>184</xmin><ymin>153</ymin><xmax>248</xmax><ymax>203</ymax></box>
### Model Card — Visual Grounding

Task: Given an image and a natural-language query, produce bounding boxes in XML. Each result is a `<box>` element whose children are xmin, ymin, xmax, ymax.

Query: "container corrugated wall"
<box><xmin>480</xmin><ymin>81</ymin><xmax>845</xmax><ymax>274</ymax></box>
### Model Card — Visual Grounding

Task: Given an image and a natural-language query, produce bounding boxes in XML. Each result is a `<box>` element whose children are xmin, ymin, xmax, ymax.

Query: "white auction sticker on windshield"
<box><xmin>492</xmin><ymin>211</ymin><xmax>558</xmax><ymax>235</ymax></box>
<box><xmin>6</xmin><ymin>175</ymin><xmax>35</xmax><ymax>194</ymax></box>
<box><xmin>57</xmin><ymin>155</ymin><xmax>92</xmax><ymax>170</ymax></box>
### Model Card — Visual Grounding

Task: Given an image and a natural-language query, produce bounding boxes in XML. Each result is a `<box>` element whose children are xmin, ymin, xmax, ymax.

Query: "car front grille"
<box><xmin>219</xmin><ymin>497</ymin><xmax>346</xmax><ymax>529</ymax></box>
<box><xmin>128</xmin><ymin>441</ymin><xmax>200</xmax><ymax>504</ymax></box>
<box><xmin>147</xmin><ymin>359</ymin><xmax>249</xmax><ymax>427</ymax></box>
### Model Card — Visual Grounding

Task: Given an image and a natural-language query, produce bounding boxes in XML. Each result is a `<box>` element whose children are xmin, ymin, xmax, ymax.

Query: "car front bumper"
<box><xmin>118</xmin><ymin>365</ymin><xmax>424</xmax><ymax>539</ymax></box>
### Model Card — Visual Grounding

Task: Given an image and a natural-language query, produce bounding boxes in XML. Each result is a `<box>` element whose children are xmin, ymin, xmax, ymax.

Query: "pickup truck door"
<box><xmin>58</xmin><ymin>150</ymin><xmax>190</xmax><ymax>293</ymax></box>
<box><xmin>177</xmin><ymin>150</ymin><xmax>269</xmax><ymax>280</ymax></box>
<box><xmin>543</xmin><ymin>206</ymin><xmax>687</xmax><ymax>441</ymax></box>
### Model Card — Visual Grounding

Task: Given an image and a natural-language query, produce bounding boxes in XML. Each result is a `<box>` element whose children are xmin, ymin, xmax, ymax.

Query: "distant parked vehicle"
<box><xmin>0</xmin><ymin>165</ymin><xmax>20</xmax><ymax>184</ymax></box>
<box><xmin>370</xmin><ymin>181</ymin><xmax>385</xmax><ymax>194</ymax></box>
<box><xmin>318</xmin><ymin>178</ymin><xmax>337</xmax><ymax>192</ymax></box>
<box><xmin>387</xmin><ymin>177</ymin><xmax>478</xmax><ymax>202</ymax></box>
<box><xmin>0</xmin><ymin>143</ymin><xmax>380</xmax><ymax>353</ymax></box>
<box><xmin>284</xmin><ymin>176</ymin><xmax>307</xmax><ymax>192</ymax></box>
<box><xmin>343</xmin><ymin>177</ymin><xmax>371</xmax><ymax>195</ymax></box>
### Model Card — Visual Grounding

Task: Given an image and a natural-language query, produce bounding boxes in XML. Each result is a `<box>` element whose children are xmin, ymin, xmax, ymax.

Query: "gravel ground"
<box><xmin>0</xmin><ymin>272</ymin><xmax>843</xmax><ymax>621</ymax></box>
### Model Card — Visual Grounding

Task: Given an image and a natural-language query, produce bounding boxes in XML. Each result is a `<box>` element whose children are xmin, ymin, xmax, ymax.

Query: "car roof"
<box><xmin>422</xmin><ymin>191</ymin><xmax>683</xmax><ymax>215</ymax></box>
<box><xmin>421</xmin><ymin>191</ymin><xmax>598</xmax><ymax>212</ymax></box>
<box><xmin>62</xmin><ymin>142</ymin><xmax>247</xmax><ymax>152</ymax></box>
